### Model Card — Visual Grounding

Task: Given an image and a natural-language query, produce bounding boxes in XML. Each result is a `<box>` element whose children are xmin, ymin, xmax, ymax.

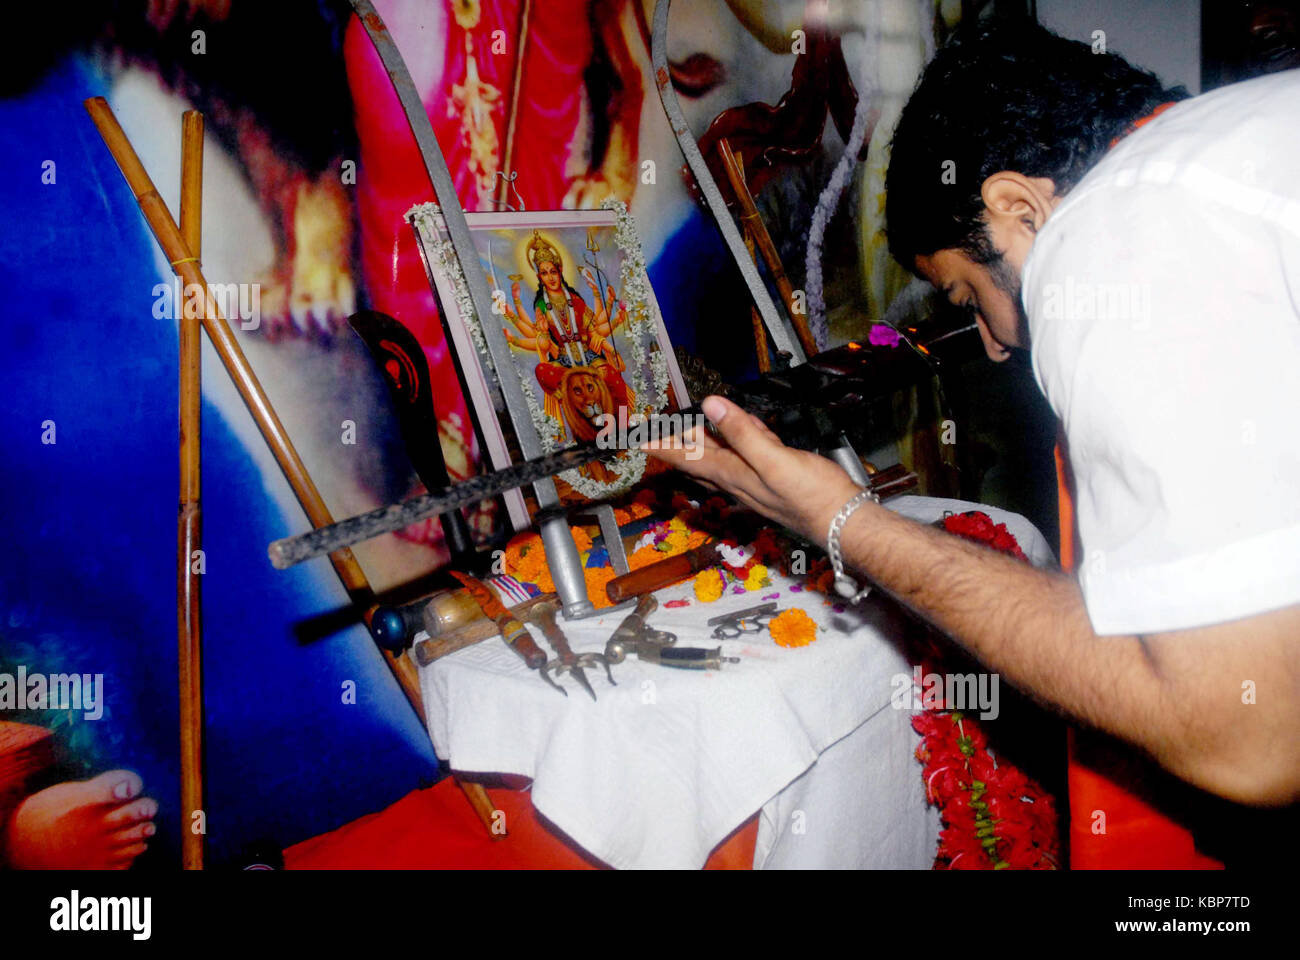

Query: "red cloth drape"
<box><xmin>284</xmin><ymin>777</ymin><xmax>757</xmax><ymax>869</ymax></box>
<box><xmin>1055</xmin><ymin>443</ymin><xmax>1223</xmax><ymax>869</ymax></box>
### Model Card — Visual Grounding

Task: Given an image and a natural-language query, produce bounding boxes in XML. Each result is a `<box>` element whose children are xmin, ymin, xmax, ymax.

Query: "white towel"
<box><xmin>417</xmin><ymin>495</ymin><xmax>1054</xmax><ymax>868</ymax></box>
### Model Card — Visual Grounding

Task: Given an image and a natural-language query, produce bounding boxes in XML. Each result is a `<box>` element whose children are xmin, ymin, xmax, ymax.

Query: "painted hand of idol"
<box><xmin>644</xmin><ymin>396</ymin><xmax>861</xmax><ymax>543</ymax></box>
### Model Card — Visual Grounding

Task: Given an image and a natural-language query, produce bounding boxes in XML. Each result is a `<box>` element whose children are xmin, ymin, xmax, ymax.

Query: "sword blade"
<box><xmin>268</xmin><ymin>443</ymin><xmax>614</xmax><ymax>570</ymax></box>
<box><xmin>651</xmin><ymin>0</ymin><xmax>805</xmax><ymax>365</ymax></box>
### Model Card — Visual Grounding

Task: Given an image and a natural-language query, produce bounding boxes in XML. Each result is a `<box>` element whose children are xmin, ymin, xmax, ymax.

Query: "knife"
<box><xmin>449</xmin><ymin>571</ymin><xmax>547</xmax><ymax>670</ymax></box>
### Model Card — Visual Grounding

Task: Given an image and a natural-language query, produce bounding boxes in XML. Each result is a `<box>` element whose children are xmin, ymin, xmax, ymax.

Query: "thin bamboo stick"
<box><xmin>83</xmin><ymin>97</ymin><xmax>508</xmax><ymax>841</ymax></box>
<box><xmin>726</xmin><ymin>146</ymin><xmax>772</xmax><ymax>373</ymax></box>
<box><xmin>178</xmin><ymin>109</ymin><xmax>205</xmax><ymax>871</ymax></box>
<box><xmin>83</xmin><ymin>98</ymin><xmax>425</xmax><ymax>718</ymax></box>
<box><xmin>716</xmin><ymin>138</ymin><xmax>819</xmax><ymax>358</ymax></box>
<box><xmin>496</xmin><ymin>0</ymin><xmax>532</xmax><ymax>209</ymax></box>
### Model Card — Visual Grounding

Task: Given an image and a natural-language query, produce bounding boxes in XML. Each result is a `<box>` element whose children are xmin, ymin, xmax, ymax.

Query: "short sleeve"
<box><xmin>1025</xmin><ymin>177</ymin><xmax>1300</xmax><ymax>635</ymax></box>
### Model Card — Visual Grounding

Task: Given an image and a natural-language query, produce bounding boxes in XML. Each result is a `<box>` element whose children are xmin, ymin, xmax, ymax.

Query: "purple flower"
<box><xmin>868</xmin><ymin>324</ymin><xmax>901</xmax><ymax>348</ymax></box>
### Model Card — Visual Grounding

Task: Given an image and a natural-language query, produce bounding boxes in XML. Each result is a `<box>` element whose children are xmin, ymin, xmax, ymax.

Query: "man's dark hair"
<box><xmin>885</xmin><ymin>17</ymin><xmax>1188</xmax><ymax>272</ymax></box>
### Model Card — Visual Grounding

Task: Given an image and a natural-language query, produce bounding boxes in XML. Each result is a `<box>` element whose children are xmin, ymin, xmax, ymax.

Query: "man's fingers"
<box><xmin>642</xmin><ymin>418</ymin><xmax>714</xmax><ymax>458</ymax></box>
<box><xmin>700</xmin><ymin>395</ymin><xmax>783</xmax><ymax>469</ymax></box>
<box><xmin>753</xmin><ymin>418</ymin><xmax>781</xmax><ymax>444</ymax></box>
<box><xmin>643</xmin><ymin>428</ymin><xmax>756</xmax><ymax>489</ymax></box>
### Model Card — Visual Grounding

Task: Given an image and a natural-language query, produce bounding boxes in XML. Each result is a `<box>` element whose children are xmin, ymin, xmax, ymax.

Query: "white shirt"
<box><xmin>1022</xmin><ymin>69</ymin><xmax>1300</xmax><ymax>636</ymax></box>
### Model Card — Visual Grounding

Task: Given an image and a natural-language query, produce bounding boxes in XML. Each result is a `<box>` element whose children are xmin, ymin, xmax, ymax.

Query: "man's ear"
<box><xmin>980</xmin><ymin>172</ymin><xmax>1059</xmax><ymax>236</ymax></box>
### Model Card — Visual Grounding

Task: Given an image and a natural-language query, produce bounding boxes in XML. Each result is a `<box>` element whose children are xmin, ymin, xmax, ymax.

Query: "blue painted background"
<box><xmin>0</xmin><ymin>57</ymin><xmax>435</xmax><ymax>867</ymax></box>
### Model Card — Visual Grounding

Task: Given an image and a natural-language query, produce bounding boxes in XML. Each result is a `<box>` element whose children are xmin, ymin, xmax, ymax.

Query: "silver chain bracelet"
<box><xmin>826</xmin><ymin>488</ymin><xmax>879</xmax><ymax>603</ymax></box>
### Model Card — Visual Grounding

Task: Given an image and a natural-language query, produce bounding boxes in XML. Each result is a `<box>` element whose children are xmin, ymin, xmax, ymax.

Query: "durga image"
<box><xmin>501</xmin><ymin>231</ymin><xmax>635</xmax><ymax>481</ymax></box>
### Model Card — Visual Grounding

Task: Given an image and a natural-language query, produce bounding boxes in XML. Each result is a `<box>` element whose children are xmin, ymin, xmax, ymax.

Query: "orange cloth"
<box><xmin>1108</xmin><ymin>100</ymin><xmax>1178</xmax><ymax>148</ymax></box>
<box><xmin>1055</xmin><ymin>443</ymin><xmax>1223</xmax><ymax>869</ymax></box>
<box><xmin>284</xmin><ymin>776</ymin><xmax>757</xmax><ymax>870</ymax></box>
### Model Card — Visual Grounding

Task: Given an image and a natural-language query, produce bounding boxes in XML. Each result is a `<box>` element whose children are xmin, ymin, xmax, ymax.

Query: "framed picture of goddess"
<box><xmin>408</xmin><ymin>202</ymin><xmax>690</xmax><ymax>531</ymax></box>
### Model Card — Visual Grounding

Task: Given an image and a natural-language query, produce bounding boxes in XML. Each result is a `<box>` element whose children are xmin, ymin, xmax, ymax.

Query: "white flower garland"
<box><xmin>804</xmin><ymin>86</ymin><xmax>874</xmax><ymax>349</ymax></box>
<box><xmin>408</xmin><ymin>203</ymin><xmax>490</xmax><ymax>360</ymax></box>
<box><xmin>407</xmin><ymin>199</ymin><xmax>668</xmax><ymax>500</ymax></box>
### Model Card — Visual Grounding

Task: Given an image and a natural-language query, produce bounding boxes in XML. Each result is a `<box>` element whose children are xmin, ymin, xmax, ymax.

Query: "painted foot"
<box><xmin>258</xmin><ymin>174</ymin><xmax>356</xmax><ymax>338</ymax></box>
<box><xmin>3</xmin><ymin>770</ymin><xmax>157</xmax><ymax>869</ymax></box>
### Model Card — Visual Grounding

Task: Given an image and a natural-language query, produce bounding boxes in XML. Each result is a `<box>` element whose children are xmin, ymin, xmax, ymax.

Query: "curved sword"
<box><xmin>349</xmin><ymin>1</ymin><xmax>544</xmax><ymax>468</ymax></box>
<box><xmin>651</xmin><ymin>0</ymin><xmax>806</xmax><ymax>366</ymax></box>
<box><xmin>348</xmin><ymin>0</ymin><xmax>595</xmax><ymax>616</ymax></box>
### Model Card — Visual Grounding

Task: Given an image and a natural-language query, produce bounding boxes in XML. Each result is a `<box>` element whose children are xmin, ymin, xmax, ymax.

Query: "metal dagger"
<box><xmin>448</xmin><ymin>571</ymin><xmax>547</xmax><ymax>671</ymax></box>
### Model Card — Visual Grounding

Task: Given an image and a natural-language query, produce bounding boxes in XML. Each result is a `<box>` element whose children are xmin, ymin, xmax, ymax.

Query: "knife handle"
<box><xmin>605</xmin><ymin>543</ymin><xmax>720</xmax><ymax>604</ymax></box>
<box><xmin>499</xmin><ymin>616</ymin><xmax>547</xmax><ymax>670</ymax></box>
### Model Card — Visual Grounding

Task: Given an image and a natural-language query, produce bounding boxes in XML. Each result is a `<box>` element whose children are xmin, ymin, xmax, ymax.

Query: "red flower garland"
<box><xmin>911</xmin><ymin>512</ymin><xmax>1059</xmax><ymax>870</ymax></box>
<box><xmin>941</xmin><ymin>510</ymin><xmax>1028</xmax><ymax>563</ymax></box>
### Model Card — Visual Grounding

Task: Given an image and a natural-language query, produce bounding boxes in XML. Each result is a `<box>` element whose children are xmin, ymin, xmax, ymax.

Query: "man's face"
<box><xmin>913</xmin><ymin>173</ymin><xmax>1060</xmax><ymax>362</ymax></box>
<box><xmin>914</xmin><ymin>239</ymin><xmax>1030</xmax><ymax>363</ymax></box>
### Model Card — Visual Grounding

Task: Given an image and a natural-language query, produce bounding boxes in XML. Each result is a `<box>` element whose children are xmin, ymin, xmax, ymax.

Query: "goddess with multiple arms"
<box><xmin>502</xmin><ymin>232</ymin><xmax>636</xmax><ymax>481</ymax></box>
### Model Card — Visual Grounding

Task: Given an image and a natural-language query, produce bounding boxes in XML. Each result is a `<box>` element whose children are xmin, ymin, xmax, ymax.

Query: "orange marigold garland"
<box><xmin>569</xmin><ymin>525</ymin><xmax>594</xmax><ymax>553</ymax></box>
<box><xmin>584</xmin><ymin>566</ymin><xmax>616</xmax><ymax>609</ymax></box>
<box><xmin>503</xmin><ymin>532</ymin><xmax>550</xmax><ymax>588</ymax></box>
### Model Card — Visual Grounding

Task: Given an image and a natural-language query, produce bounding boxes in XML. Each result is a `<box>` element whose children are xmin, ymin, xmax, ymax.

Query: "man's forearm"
<box><xmin>838</xmin><ymin>503</ymin><xmax>1184</xmax><ymax>773</ymax></box>
<box><xmin>825</xmin><ymin>497</ymin><xmax>1300</xmax><ymax>804</ymax></box>
<box><xmin>839</xmin><ymin>502</ymin><xmax>1300</xmax><ymax>803</ymax></box>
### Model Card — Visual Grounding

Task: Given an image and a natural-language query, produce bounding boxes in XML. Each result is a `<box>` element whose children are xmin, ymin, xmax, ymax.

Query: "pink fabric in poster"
<box><xmin>343</xmin><ymin>0</ymin><xmax>597</xmax><ymax>489</ymax></box>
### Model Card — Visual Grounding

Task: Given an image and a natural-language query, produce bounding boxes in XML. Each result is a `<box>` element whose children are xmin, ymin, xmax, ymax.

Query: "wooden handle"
<box><xmin>414</xmin><ymin>593</ymin><xmax>556</xmax><ymax>666</ymax></box>
<box><xmin>872</xmin><ymin>471</ymin><xmax>919</xmax><ymax>500</ymax></box>
<box><xmin>606</xmin><ymin>543</ymin><xmax>721</xmax><ymax>605</ymax></box>
<box><xmin>717</xmin><ymin>137</ymin><xmax>819</xmax><ymax>358</ymax></box>
<box><xmin>499</xmin><ymin>618</ymin><xmax>546</xmax><ymax>670</ymax></box>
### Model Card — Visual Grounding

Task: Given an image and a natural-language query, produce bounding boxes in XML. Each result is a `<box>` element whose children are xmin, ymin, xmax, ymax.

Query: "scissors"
<box><xmin>706</xmin><ymin>602</ymin><xmax>781</xmax><ymax>640</ymax></box>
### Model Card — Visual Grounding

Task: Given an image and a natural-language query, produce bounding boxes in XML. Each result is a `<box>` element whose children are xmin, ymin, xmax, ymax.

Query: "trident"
<box><xmin>583</xmin><ymin>227</ymin><xmax>623</xmax><ymax>363</ymax></box>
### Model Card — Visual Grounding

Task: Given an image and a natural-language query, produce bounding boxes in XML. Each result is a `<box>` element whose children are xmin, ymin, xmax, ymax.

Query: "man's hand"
<box><xmin>646</xmin><ymin>395</ymin><xmax>861</xmax><ymax>542</ymax></box>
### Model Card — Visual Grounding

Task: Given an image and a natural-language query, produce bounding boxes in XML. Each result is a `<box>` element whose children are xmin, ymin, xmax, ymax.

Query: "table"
<box><xmin>417</xmin><ymin>496</ymin><xmax>1054</xmax><ymax>869</ymax></box>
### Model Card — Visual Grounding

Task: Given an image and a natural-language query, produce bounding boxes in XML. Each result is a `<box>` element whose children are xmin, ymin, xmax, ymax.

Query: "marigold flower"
<box><xmin>693</xmin><ymin>567</ymin><xmax>725</xmax><ymax>603</ymax></box>
<box><xmin>585</xmin><ymin>566</ymin><xmax>616</xmax><ymax>608</ymax></box>
<box><xmin>628</xmin><ymin>544</ymin><xmax>665</xmax><ymax>570</ymax></box>
<box><xmin>769</xmin><ymin>608</ymin><xmax>817</xmax><ymax>647</ymax></box>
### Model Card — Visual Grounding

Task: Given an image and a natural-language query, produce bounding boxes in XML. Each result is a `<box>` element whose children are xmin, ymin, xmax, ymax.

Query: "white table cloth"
<box><xmin>417</xmin><ymin>496</ymin><xmax>1054</xmax><ymax>869</ymax></box>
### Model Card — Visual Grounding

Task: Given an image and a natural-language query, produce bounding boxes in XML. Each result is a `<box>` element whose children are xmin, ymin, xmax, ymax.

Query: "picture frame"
<box><xmin>408</xmin><ymin>201</ymin><xmax>691</xmax><ymax>531</ymax></box>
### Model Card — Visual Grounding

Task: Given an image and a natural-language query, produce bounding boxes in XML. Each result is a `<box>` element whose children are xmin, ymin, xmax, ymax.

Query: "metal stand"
<box><xmin>539</xmin><ymin>503</ymin><xmax>632</xmax><ymax>619</ymax></box>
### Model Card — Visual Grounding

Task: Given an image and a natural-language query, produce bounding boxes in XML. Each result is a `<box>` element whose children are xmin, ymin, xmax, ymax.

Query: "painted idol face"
<box><xmin>538</xmin><ymin>259</ymin><xmax>563</xmax><ymax>294</ymax></box>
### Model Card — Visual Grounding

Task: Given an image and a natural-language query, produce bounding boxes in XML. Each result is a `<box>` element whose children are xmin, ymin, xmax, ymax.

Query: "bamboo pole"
<box><xmin>725</xmin><ymin>146</ymin><xmax>772</xmax><ymax>373</ymax></box>
<box><xmin>83</xmin><ymin>98</ymin><xmax>505</xmax><ymax>839</ymax></box>
<box><xmin>716</xmin><ymin>138</ymin><xmax>819</xmax><ymax>358</ymax></box>
<box><xmin>178</xmin><ymin>109</ymin><xmax>205</xmax><ymax>871</ymax></box>
<box><xmin>496</xmin><ymin>0</ymin><xmax>532</xmax><ymax>209</ymax></box>
<box><xmin>742</xmin><ymin>229</ymin><xmax>771</xmax><ymax>372</ymax></box>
